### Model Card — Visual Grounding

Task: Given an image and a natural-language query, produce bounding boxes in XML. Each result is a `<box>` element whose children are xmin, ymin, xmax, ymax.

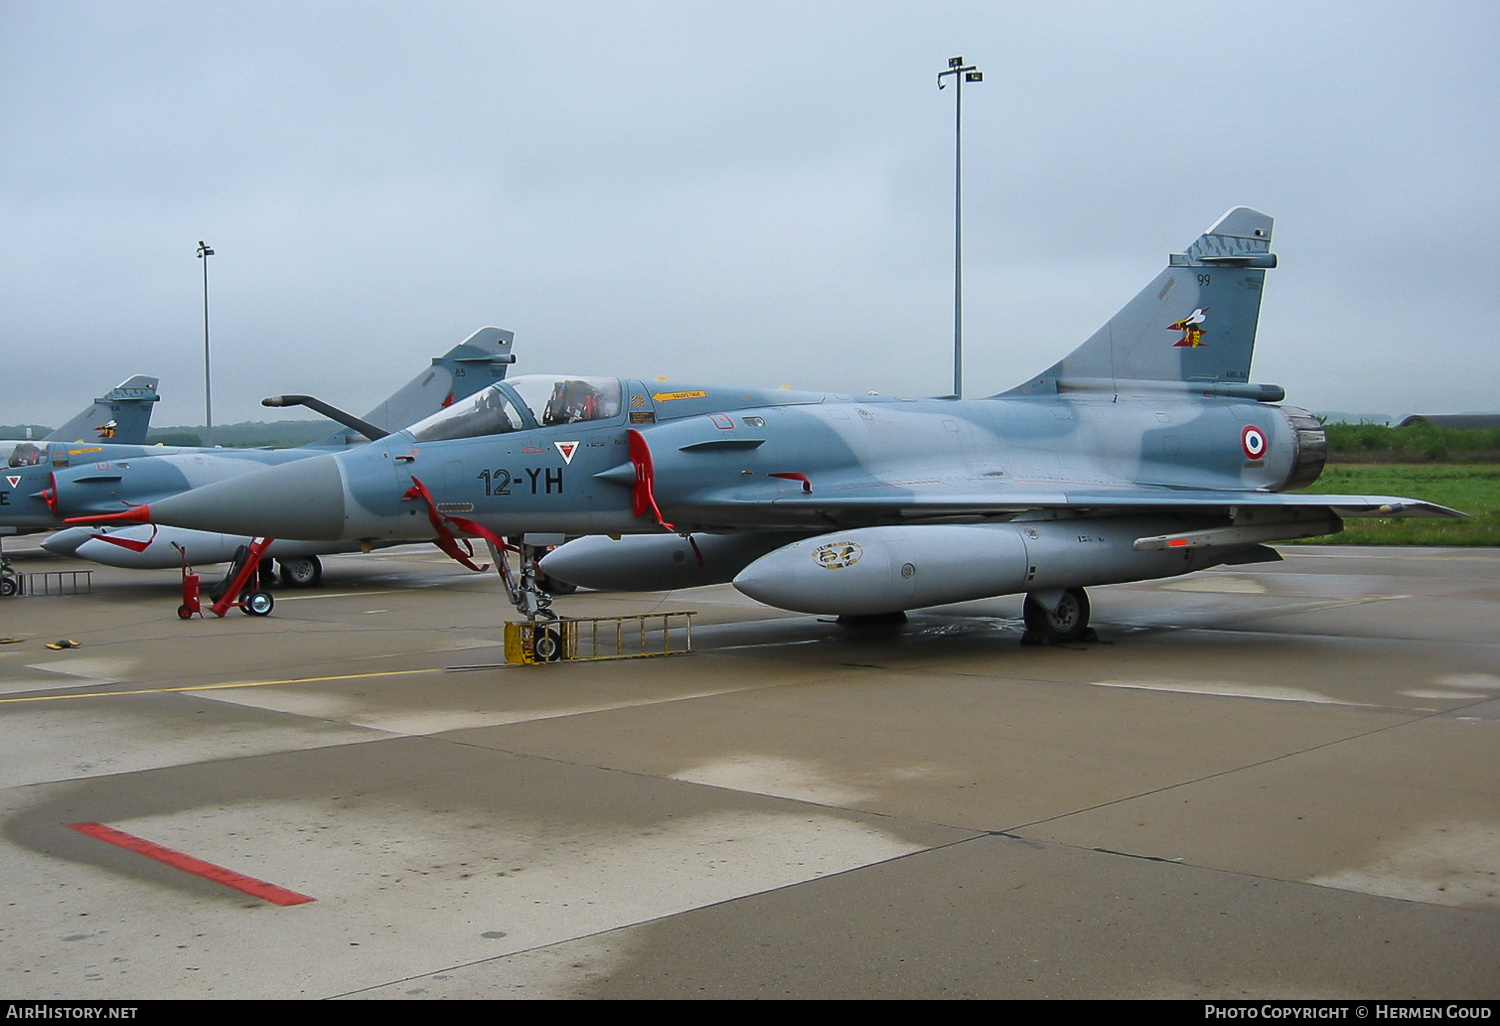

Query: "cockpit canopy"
<box><xmin>407</xmin><ymin>375</ymin><xmax>623</xmax><ymax>442</ymax></box>
<box><xmin>6</xmin><ymin>442</ymin><xmax>49</xmax><ymax>469</ymax></box>
<box><xmin>509</xmin><ymin>375</ymin><xmax>623</xmax><ymax>427</ymax></box>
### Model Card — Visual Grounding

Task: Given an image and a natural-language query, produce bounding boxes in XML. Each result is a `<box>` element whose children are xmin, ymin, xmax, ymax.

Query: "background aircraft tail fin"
<box><xmin>1003</xmin><ymin>207</ymin><xmax>1282</xmax><ymax>400</ymax></box>
<box><xmin>44</xmin><ymin>375</ymin><xmax>161</xmax><ymax>444</ymax></box>
<box><xmin>341</xmin><ymin>327</ymin><xmax>516</xmax><ymax>441</ymax></box>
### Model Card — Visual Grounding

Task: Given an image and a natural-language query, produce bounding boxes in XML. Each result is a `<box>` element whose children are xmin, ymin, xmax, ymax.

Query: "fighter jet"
<box><xmin>2</xmin><ymin>376</ymin><xmax>160</xmax><ymax>536</ymax></box>
<box><xmin>40</xmin><ymin>328</ymin><xmax>515</xmax><ymax>584</ymax></box>
<box><xmin>72</xmin><ymin>209</ymin><xmax>1462</xmax><ymax>638</ymax></box>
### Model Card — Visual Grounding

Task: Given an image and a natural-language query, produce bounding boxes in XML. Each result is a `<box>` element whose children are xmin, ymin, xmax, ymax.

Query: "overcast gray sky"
<box><xmin>3</xmin><ymin>1</ymin><xmax>1497</xmax><ymax>427</ymax></box>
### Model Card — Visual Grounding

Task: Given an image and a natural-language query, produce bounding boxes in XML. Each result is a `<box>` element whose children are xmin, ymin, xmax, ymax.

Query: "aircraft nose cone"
<box><xmin>148</xmin><ymin>454</ymin><xmax>348</xmax><ymax>541</ymax></box>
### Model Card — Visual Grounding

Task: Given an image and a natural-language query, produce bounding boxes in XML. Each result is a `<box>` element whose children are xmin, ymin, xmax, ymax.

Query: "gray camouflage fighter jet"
<box><xmin>75</xmin><ymin>209</ymin><xmax>1462</xmax><ymax>638</ymax></box>
<box><xmin>2</xmin><ymin>376</ymin><xmax>160</xmax><ymax>536</ymax></box>
<box><xmin>40</xmin><ymin>329</ymin><xmax>514</xmax><ymax>583</ymax></box>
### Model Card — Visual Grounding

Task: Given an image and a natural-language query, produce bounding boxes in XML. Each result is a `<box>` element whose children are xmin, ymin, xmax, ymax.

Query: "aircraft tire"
<box><xmin>242</xmin><ymin>590</ymin><xmax>275</xmax><ymax>617</ymax></box>
<box><xmin>532</xmin><ymin>627</ymin><xmax>562</xmax><ymax>662</ymax></box>
<box><xmin>1023</xmin><ymin>588</ymin><xmax>1090</xmax><ymax>643</ymax></box>
<box><xmin>279</xmin><ymin>556</ymin><xmax>322</xmax><ymax>588</ymax></box>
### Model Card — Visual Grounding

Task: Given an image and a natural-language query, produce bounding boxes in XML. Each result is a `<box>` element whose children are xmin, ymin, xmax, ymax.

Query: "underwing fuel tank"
<box><xmin>731</xmin><ymin>517</ymin><xmax>1236</xmax><ymax>616</ymax></box>
<box><xmin>59</xmin><ymin>524</ymin><xmax>356</xmax><ymax>569</ymax></box>
<box><xmin>538</xmin><ymin>532</ymin><xmax>801</xmax><ymax>592</ymax></box>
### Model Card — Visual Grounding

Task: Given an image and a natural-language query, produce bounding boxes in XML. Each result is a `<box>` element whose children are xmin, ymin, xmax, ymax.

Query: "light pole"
<box><xmin>196</xmin><ymin>240</ymin><xmax>214</xmax><ymax>446</ymax></box>
<box><xmin>938</xmin><ymin>56</ymin><xmax>981</xmax><ymax>398</ymax></box>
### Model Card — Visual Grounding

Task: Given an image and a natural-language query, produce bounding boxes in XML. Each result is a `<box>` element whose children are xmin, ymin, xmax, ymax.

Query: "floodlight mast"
<box><xmin>196</xmin><ymin>240</ymin><xmax>215</xmax><ymax>446</ymax></box>
<box><xmin>937</xmin><ymin>56</ymin><xmax>981</xmax><ymax>399</ymax></box>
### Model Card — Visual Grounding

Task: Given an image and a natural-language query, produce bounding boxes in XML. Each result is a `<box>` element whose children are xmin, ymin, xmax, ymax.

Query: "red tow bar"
<box><xmin>177</xmin><ymin>538</ymin><xmax>277</xmax><ymax>619</ymax></box>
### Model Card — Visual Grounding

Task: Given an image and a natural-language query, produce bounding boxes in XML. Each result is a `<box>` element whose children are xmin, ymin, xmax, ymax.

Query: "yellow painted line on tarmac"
<box><xmin>0</xmin><ymin>666</ymin><xmax>448</xmax><ymax>704</ymax></box>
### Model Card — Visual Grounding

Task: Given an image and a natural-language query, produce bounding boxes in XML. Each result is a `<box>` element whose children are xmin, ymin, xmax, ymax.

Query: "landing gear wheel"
<box><xmin>177</xmin><ymin>604</ymin><xmax>194</xmax><ymax>620</ymax></box>
<box><xmin>532</xmin><ymin>627</ymin><xmax>562</xmax><ymax>662</ymax></box>
<box><xmin>278</xmin><ymin>556</ymin><xmax>322</xmax><ymax>588</ymax></box>
<box><xmin>1023</xmin><ymin>588</ymin><xmax>1090</xmax><ymax>643</ymax></box>
<box><xmin>241</xmin><ymin>590</ymin><xmax>275</xmax><ymax>616</ymax></box>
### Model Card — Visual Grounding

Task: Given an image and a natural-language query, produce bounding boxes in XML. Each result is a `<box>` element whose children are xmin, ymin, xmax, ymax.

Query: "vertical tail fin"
<box><xmin>359</xmin><ymin>327</ymin><xmax>517</xmax><ymax>435</ymax></box>
<box><xmin>1004</xmin><ymin>207</ymin><xmax>1282</xmax><ymax>400</ymax></box>
<box><xmin>44</xmin><ymin>375</ymin><xmax>160</xmax><ymax>444</ymax></box>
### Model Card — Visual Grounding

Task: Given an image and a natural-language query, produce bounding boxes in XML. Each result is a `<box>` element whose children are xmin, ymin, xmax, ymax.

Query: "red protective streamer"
<box><xmin>92</xmin><ymin>524</ymin><xmax>159</xmax><ymax>553</ymax></box>
<box><xmin>402</xmin><ymin>475</ymin><xmax>516</xmax><ymax>575</ymax></box>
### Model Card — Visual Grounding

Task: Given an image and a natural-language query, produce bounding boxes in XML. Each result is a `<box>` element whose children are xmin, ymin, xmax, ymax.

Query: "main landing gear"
<box><xmin>1022</xmin><ymin>587</ymin><xmax>1096</xmax><ymax>645</ymax></box>
<box><xmin>277</xmin><ymin>555</ymin><xmax>322</xmax><ymax>588</ymax></box>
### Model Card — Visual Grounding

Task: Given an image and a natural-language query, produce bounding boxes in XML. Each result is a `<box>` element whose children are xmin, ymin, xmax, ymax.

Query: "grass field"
<box><xmin>1324</xmin><ymin>421</ymin><xmax>1500</xmax><ymax>463</ymax></box>
<box><xmin>1302</xmin><ymin>463</ymin><xmax>1500</xmax><ymax>545</ymax></box>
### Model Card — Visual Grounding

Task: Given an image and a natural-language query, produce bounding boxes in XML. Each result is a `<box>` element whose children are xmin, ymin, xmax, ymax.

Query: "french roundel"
<box><xmin>1241</xmin><ymin>425</ymin><xmax>1267</xmax><ymax>461</ymax></box>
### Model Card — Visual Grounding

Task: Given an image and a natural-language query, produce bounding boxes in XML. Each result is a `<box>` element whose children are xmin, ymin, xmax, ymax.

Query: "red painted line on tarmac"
<box><xmin>68</xmin><ymin>821</ymin><xmax>315</xmax><ymax>906</ymax></box>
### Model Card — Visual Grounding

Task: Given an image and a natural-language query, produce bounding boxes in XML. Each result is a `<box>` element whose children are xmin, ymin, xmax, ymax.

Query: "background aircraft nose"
<box><xmin>146</xmin><ymin>454</ymin><xmax>348</xmax><ymax>541</ymax></box>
